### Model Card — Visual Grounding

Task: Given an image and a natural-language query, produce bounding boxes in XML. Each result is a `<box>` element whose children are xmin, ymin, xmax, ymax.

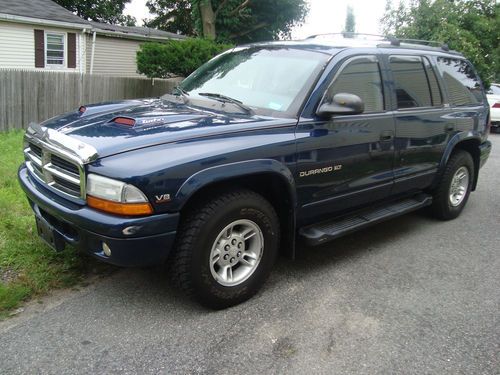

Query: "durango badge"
<box><xmin>300</xmin><ymin>165</ymin><xmax>342</xmax><ymax>177</ymax></box>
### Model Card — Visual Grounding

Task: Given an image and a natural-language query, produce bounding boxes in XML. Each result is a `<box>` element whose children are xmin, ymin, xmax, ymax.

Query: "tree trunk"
<box><xmin>199</xmin><ymin>0</ymin><xmax>216</xmax><ymax>40</ymax></box>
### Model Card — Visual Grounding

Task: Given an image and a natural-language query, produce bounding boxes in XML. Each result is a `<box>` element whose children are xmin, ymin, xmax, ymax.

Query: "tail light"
<box><xmin>492</xmin><ymin>102</ymin><xmax>500</xmax><ymax>108</ymax></box>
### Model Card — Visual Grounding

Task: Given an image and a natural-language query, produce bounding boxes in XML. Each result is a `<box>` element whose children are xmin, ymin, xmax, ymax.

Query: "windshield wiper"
<box><xmin>174</xmin><ymin>86</ymin><xmax>190</xmax><ymax>97</ymax></box>
<box><xmin>198</xmin><ymin>92</ymin><xmax>254</xmax><ymax>115</ymax></box>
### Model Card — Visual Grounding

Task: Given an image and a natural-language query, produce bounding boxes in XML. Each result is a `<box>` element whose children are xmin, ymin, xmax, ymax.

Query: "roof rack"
<box><xmin>306</xmin><ymin>32</ymin><xmax>389</xmax><ymax>41</ymax></box>
<box><xmin>306</xmin><ymin>32</ymin><xmax>451</xmax><ymax>52</ymax></box>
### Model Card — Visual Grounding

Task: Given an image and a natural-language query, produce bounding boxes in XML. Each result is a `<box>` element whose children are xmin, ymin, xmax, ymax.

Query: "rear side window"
<box><xmin>389</xmin><ymin>56</ymin><xmax>441</xmax><ymax>109</ymax></box>
<box><xmin>325</xmin><ymin>56</ymin><xmax>384</xmax><ymax>112</ymax></box>
<box><xmin>423</xmin><ymin>57</ymin><xmax>442</xmax><ymax>106</ymax></box>
<box><xmin>436</xmin><ymin>57</ymin><xmax>483</xmax><ymax>106</ymax></box>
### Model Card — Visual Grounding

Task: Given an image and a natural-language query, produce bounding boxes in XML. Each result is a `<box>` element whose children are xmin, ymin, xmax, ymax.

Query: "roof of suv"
<box><xmin>251</xmin><ymin>35</ymin><xmax>463</xmax><ymax>57</ymax></box>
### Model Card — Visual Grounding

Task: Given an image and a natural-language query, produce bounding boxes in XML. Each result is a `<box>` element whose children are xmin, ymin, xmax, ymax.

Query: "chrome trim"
<box><xmin>24</xmin><ymin>147</ymin><xmax>42</xmax><ymax>167</ymax></box>
<box><xmin>44</xmin><ymin>163</ymin><xmax>81</xmax><ymax>185</ymax></box>
<box><xmin>26</xmin><ymin>122</ymin><xmax>98</xmax><ymax>164</ymax></box>
<box><xmin>24</xmin><ymin>123</ymin><xmax>97</xmax><ymax>200</ymax></box>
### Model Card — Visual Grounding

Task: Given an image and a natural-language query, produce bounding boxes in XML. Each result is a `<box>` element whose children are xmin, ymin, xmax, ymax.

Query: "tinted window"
<box><xmin>437</xmin><ymin>57</ymin><xmax>482</xmax><ymax>106</ymax></box>
<box><xmin>325</xmin><ymin>57</ymin><xmax>384</xmax><ymax>112</ymax></box>
<box><xmin>390</xmin><ymin>56</ymin><xmax>432</xmax><ymax>108</ymax></box>
<box><xmin>423</xmin><ymin>57</ymin><xmax>442</xmax><ymax>106</ymax></box>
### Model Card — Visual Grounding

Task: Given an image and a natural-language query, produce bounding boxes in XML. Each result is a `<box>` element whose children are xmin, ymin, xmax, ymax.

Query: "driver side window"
<box><xmin>325</xmin><ymin>56</ymin><xmax>384</xmax><ymax>113</ymax></box>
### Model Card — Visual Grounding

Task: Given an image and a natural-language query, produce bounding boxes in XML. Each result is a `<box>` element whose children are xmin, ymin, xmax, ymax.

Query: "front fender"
<box><xmin>173</xmin><ymin>159</ymin><xmax>298</xmax><ymax>259</ymax></box>
<box><xmin>173</xmin><ymin>159</ymin><xmax>297</xmax><ymax>210</ymax></box>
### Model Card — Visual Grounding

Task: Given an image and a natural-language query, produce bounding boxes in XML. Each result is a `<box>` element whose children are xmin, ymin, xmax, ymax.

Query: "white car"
<box><xmin>487</xmin><ymin>83</ymin><xmax>500</xmax><ymax>132</ymax></box>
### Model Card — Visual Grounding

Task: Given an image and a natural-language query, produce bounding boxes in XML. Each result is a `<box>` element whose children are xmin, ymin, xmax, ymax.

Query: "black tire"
<box><xmin>169</xmin><ymin>189</ymin><xmax>280</xmax><ymax>309</ymax></box>
<box><xmin>431</xmin><ymin>150</ymin><xmax>474</xmax><ymax>220</ymax></box>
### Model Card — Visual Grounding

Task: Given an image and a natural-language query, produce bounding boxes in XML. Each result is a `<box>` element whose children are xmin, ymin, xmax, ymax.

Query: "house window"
<box><xmin>45</xmin><ymin>33</ymin><xmax>65</xmax><ymax>66</ymax></box>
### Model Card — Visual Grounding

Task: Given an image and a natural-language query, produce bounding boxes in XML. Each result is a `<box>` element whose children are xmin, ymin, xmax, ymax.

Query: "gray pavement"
<box><xmin>1</xmin><ymin>135</ymin><xmax>499</xmax><ymax>374</ymax></box>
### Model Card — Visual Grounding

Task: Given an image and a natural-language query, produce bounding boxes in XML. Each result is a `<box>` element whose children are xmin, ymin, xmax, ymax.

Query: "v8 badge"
<box><xmin>155</xmin><ymin>193</ymin><xmax>171</xmax><ymax>203</ymax></box>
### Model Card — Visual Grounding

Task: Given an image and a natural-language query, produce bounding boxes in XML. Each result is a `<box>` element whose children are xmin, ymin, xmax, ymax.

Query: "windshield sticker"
<box><xmin>268</xmin><ymin>102</ymin><xmax>282</xmax><ymax>110</ymax></box>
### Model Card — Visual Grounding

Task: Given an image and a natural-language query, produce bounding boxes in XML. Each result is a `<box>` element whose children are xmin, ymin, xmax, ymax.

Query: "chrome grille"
<box><xmin>25</xmin><ymin>141</ymin><xmax>84</xmax><ymax>199</ymax></box>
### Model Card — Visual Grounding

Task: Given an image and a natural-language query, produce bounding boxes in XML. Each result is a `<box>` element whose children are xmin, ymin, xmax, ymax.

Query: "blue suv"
<box><xmin>19</xmin><ymin>35</ymin><xmax>492</xmax><ymax>308</ymax></box>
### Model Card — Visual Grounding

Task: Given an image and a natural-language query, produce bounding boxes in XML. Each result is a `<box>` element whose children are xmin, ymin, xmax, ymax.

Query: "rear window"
<box><xmin>436</xmin><ymin>57</ymin><xmax>483</xmax><ymax>106</ymax></box>
<box><xmin>389</xmin><ymin>56</ymin><xmax>442</xmax><ymax>109</ymax></box>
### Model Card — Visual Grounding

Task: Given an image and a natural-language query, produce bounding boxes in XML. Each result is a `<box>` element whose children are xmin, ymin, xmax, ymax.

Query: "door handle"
<box><xmin>380</xmin><ymin>131</ymin><xmax>394</xmax><ymax>141</ymax></box>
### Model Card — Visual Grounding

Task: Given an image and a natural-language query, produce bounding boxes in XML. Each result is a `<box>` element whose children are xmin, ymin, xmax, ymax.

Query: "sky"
<box><xmin>124</xmin><ymin>0</ymin><xmax>390</xmax><ymax>38</ymax></box>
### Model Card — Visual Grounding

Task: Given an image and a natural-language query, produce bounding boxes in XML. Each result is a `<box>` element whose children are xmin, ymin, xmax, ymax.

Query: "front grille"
<box><xmin>30</xmin><ymin>143</ymin><xmax>42</xmax><ymax>158</ymax></box>
<box><xmin>51</xmin><ymin>154</ymin><xmax>80</xmax><ymax>176</ymax></box>
<box><xmin>25</xmin><ymin>141</ymin><xmax>84</xmax><ymax>199</ymax></box>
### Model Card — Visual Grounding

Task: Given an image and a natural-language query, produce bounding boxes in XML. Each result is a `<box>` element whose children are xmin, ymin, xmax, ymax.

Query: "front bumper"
<box><xmin>18</xmin><ymin>165</ymin><xmax>180</xmax><ymax>267</ymax></box>
<box><xmin>479</xmin><ymin>140</ymin><xmax>492</xmax><ymax>168</ymax></box>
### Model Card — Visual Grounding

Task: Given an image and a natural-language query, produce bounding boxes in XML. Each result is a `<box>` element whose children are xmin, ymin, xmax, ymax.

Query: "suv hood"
<box><xmin>39</xmin><ymin>98</ymin><xmax>277</xmax><ymax>159</ymax></box>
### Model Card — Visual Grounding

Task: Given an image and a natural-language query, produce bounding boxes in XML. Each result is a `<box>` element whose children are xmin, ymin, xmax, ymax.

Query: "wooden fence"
<box><xmin>0</xmin><ymin>70</ymin><xmax>182</xmax><ymax>131</ymax></box>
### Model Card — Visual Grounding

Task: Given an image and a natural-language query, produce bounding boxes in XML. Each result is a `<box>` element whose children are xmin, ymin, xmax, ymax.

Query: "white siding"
<box><xmin>87</xmin><ymin>35</ymin><xmax>144</xmax><ymax>77</ymax></box>
<box><xmin>0</xmin><ymin>21</ymin><xmax>84</xmax><ymax>72</ymax></box>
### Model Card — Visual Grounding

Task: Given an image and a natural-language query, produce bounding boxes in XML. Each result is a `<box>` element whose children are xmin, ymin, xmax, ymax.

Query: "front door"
<box><xmin>296</xmin><ymin>55</ymin><xmax>395</xmax><ymax>224</ymax></box>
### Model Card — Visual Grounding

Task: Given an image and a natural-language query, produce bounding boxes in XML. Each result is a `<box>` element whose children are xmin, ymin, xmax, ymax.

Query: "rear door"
<box><xmin>296</xmin><ymin>54</ymin><xmax>395</xmax><ymax>223</ymax></box>
<box><xmin>387</xmin><ymin>55</ymin><xmax>451</xmax><ymax>194</ymax></box>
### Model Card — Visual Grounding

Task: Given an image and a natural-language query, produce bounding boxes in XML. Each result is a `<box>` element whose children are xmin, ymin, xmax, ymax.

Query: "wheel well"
<box><xmin>179</xmin><ymin>173</ymin><xmax>296</xmax><ymax>258</ymax></box>
<box><xmin>453</xmin><ymin>139</ymin><xmax>480</xmax><ymax>190</ymax></box>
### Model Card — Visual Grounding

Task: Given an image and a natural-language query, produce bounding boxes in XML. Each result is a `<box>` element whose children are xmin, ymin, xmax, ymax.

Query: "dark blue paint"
<box><xmin>18</xmin><ymin>41</ymin><xmax>492</xmax><ymax>266</ymax></box>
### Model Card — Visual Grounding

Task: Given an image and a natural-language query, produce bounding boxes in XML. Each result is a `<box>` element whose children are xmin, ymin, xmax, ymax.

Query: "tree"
<box><xmin>343</xmin><ymin>5</ymin><xmax>356</xmax><ymax>34</ymax></box>
<box><xmin>145</xmin><ymin>0</ymin><xmax>309</xmax><ymax>43</ymax></box>
<box><xmin>381</xmin><ymin>0</ymin><xmax>499</xmax><ymax>85</ymax></box>
<box><xmin>137</xmin><ymin>39</ymin><xmax>232</xmax><ymax>78</ymax></box>
<box><xmin>144</xmin><ymin>0</ymin><xmax>195</xmax><ymax>35</ymax></box>
<box><xmin>54</xmin><ymin>0</ymin><xmax>136</xmax><ymax>26</ymax></box>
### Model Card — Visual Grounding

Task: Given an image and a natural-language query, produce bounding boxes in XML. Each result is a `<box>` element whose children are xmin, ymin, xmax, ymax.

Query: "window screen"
<box><xmin>326</xmin><ymin>57</ymin><xmax>384</xmax><ymax>112</ymax></box>
<box><xmin>390</xmin><ymin>56</ymin><xmax>432</xmax><ymax>109</ymax></box>
<box><xmin>437</xmin><ymin>57</ymin><xmax>482</xmax><ymax>106</ymax></box>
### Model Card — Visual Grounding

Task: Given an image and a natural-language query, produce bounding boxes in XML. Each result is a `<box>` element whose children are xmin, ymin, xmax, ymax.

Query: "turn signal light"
<box><xmin>87</xmin><ymin>195</ymin><xmax>153</xmax><ymax>216</ymax></box>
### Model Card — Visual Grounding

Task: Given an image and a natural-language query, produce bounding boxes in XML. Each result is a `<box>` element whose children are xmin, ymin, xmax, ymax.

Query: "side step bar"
<box><xmin>299</xmin><ymin>194</ymin><xmax>433</xmax><ymax>246</ymax></box>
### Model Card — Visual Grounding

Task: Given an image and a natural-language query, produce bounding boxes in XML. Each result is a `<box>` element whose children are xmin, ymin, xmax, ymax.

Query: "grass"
<box><xmin>0</xmin><ymin>131</ymin><xmax>105</xmax><ymax>318</ymax></box>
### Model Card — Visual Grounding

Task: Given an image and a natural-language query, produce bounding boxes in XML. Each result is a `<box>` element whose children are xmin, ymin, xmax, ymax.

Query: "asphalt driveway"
<box><xmin>1</xmin><ymin>135</ymin><xmax>499</xmax><ymax>374</ymax></box>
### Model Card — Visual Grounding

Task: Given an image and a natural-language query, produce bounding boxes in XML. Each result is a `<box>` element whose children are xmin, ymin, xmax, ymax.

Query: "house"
<box><xmin>0</xmin><ymin>0</ymin><xmax>185</xmax><ymax>76</ymax></box>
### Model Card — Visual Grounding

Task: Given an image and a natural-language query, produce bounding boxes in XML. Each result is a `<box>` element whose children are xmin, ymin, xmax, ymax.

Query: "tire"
<box><xmin>169</xmin><ymin>189</ymin><xmax>280</xmax><ymax>309</ymax></box>
<box><xmin>431</xmin><ymin>150</ymin><xmax>474</xmax><ymax>220</ymax></box>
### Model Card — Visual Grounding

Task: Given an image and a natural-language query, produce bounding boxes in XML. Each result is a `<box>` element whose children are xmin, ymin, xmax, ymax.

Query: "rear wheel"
<box><xmin>169</xmin><ymin>189</ymin><xmax>280</xmax><ymax>309</ymax></box>
<box><xmin>431</xmin><ymin>150</ymin><xmax>474</xmax><ymax>220</ymax></box>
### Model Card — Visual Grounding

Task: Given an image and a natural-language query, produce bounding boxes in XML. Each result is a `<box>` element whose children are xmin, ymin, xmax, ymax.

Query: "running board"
<box><xmin>299</xmin><ymin>194</ymin><xmax>433</xmax><ymax>246</ymax></box>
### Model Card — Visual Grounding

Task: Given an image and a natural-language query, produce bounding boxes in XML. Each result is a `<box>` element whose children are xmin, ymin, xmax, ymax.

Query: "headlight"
<box><xmin>86</xmin><ymin>174</ymin><xmax>153</xmax><ymax>216</ymax></box>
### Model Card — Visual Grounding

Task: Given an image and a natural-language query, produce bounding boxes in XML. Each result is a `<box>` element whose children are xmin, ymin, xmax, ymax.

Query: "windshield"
<box><xmin>179</xmin><ymin>47</ymin><xmax>329</xmax><ymax>117</ymax></box>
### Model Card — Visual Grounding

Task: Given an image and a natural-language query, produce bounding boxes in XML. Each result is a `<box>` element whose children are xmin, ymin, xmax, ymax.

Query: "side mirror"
<box><xmin>316</xmin><ymin>93</ymin><xmax>365</xmax><ymax>117</ymax></box>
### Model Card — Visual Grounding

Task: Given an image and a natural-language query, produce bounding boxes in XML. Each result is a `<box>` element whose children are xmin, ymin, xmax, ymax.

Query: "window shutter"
<box><xmin>68</xmin><ymin>33</ymin><xmax>76</xmax><ymax>68</ymax></box>
<box><xmin>34</xmin><ymin>29</ymin><xmax>44</xmax><ymax>68</ymax></box>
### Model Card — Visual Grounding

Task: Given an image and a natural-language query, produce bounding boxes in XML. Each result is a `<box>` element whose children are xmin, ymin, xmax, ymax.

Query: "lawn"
<box><xmin>0</xmin><ymin>131</ymin><xmax>104</xmax><ymax>318</ymax></box>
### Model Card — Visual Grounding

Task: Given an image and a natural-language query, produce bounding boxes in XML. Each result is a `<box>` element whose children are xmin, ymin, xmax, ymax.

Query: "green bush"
<box><xmin>137</xmin><ymin>38</ymin><xmax>233</xmax><ymax>78</ymax></box>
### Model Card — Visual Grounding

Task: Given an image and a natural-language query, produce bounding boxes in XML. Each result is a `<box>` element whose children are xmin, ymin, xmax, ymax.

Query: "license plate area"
<box><xmin>35</xmin><ymin>216</ymin><xmax>65</xmax><ymax>252</ymax></box>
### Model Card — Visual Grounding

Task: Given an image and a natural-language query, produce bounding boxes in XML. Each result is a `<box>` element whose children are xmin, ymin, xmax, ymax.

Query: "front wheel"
<box><xmin>431</xmin><ymin>150</ymin><xmax>474</xmax><ymax>220</ymax></box>
<box><xmin>169</xmin><ymin>189</ymin><xmax>280</xmax><ymax>309</ymax></box>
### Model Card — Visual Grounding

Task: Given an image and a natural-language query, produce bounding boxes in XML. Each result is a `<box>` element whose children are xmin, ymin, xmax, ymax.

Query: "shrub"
<box><xmin>137</xmin><ymin>38</ymin><xmax>233</xmax><ymax>78</ymax></box>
